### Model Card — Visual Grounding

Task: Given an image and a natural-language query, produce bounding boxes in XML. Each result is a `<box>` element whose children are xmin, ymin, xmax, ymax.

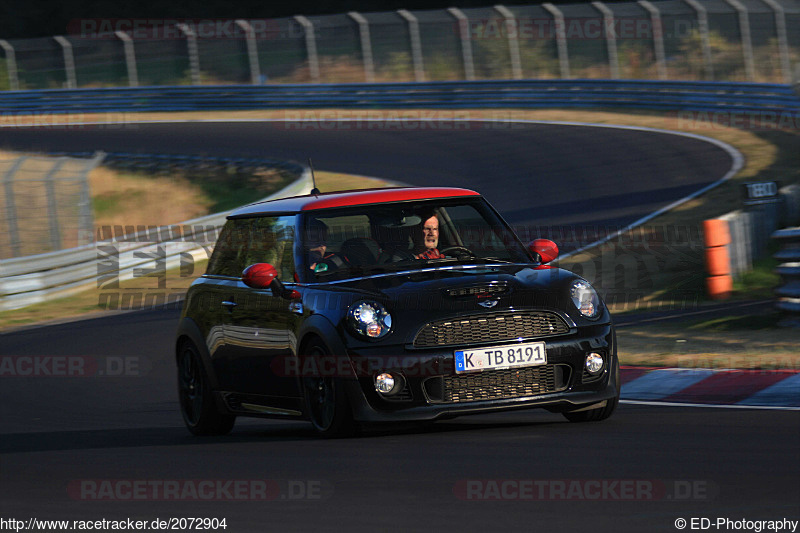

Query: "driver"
<box><xmin>306</xmin><ymin>218</ymin><xmax>337</xmax><ymax>271</ymax></box>
<box><xmin>415</xmin><ymin>212</ymin><xmax>446</xmax><ymax>259</ymax></box>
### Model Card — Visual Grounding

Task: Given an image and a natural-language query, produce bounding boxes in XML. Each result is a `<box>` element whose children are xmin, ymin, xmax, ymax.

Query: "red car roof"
<box><xmin>230</xmin><ymin>187</ymin><xmax>481</xmax><ymax>217</ymax></box>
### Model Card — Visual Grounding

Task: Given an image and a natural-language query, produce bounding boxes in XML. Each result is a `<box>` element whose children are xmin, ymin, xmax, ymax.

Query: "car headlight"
<box><xmin>570</xmin><ymin>280</ymin><xmax>601</xmax><ymax>319</ymax></box>
<box><xmin>347</xmin><ymin>301</ymin><xmax>392</xmax><ymax>339</ymax></box>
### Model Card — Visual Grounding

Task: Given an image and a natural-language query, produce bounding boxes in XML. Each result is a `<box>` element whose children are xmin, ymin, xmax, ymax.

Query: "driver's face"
<box><xmin>422</xmin><ymin>215</ymin><xmax>439</xmax><ymax>250</ymax></box>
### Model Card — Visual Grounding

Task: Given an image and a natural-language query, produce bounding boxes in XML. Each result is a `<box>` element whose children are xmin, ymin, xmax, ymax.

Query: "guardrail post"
<box><xmin>348</xmin><ymin>12</ymin><xmax>376</xmax><ymax>83</ymax></box>
<box><xmin>3</xmin><ymin>157</ymin><xmax>26</xmax><ymax>258</ymax></box>
<box><xmin>683</xmin><ymin>0</ymin><xmax>714</xmax><ymax>80</ymax></box>
<box><xmin>773</xmin><ymin>227</ymin><xmax>800</xmax><ymax>327</ymax></box>
<box><xmin>235</xmin><ymin>20</ymin><xmax>261</xmax><ymax>85</ymax></box>
<box><xmin>543</xmin><ymin>3</ymin><xmax>570</xmax><ymax>79</ymax></box>
<box><xmin>760</xmin><ymin>0</ymin><xmax>792</xmax><ymax>84</ymax></box>
<box><xmin>53</xmin><ymin>36</ymin><xmax>77</xmax><ymax>89</ymax></box>
<box><xmin>0</xmin><ymin>40</ymin><xmax>20</xmax><ymax>90</ymax></box>
<box><xmin>115</xmin><ymin>31</ymin><xmax>139</xmax><ymax>87</ymax></box>
<box><xmin>44</xmin><ymin>158</ymin><xmax>67</xmax><ymax>252</ymax></box>
<box><xmin>494</xmin><ymin>5</ymin><xmax>523</xmax><ymax>79</ymax></box>
<box><xmin>722</xmin><ymin>0</ymin><xmax>756</xmax><ymax>81</ymax></box>
<box><xmin>294</xmin><ymin>16</ymin><xmax>320</xmax><ymax>84</ymax></box>
<box><xmin>638</xmin><ymin>0</ymin><xmax>668</xmax><ymax>80</ymax></box>
<box><xmin>398</xmin><ymin>10</ymin><xmax>426</xmax><ymax>82</ymax></box>
<box><xmin>448</xmin><ymin>8</ymin><xmax>476</xmax><ymax>81</ymax></box>
<box><xmin>177</xmin><ymin>24</ymin><xmax>201</xmax><ymax>85</ymax></box>
<box><xmin>592</xmin><ymin>2</ymin><xmax>620</xmax><ymax>79</ymax></box>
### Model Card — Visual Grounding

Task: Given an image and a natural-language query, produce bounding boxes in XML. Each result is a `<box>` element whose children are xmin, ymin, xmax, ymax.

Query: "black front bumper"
<box><xmin>343</xmin><ymin>323</ymin><xmax>618</xmax><ymax>422</ymax></box>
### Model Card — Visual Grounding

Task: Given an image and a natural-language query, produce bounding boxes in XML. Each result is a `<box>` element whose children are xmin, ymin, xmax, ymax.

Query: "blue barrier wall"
<box><xmin>1</xmin><ymin>80</ymin><xmax>798</xmax><ymax>115</ymax></box>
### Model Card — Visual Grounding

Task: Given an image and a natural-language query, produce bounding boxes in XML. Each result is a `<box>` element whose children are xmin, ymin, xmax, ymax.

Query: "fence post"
<box><xmin>543</xmin><ymin>3</ymin><xmax>570</xmax><ymax>79</ymax></box>
<box><xmin>722</xmin><ymin>0</ymin><xmax>756</xmax><ymax>81</ymax></box>
<box><xmin>177</xmin><ymin>24</ymin><xmax>201</xmax><ymax>85</ymax></box>
<box><xmin>294</xmin><ymin>16</ymin><xmax>320</xmax><ymax>84</ymax></box>
<box><xmin>592</xmin><ymin>2</ymin><xmax>620</xmax><ymax>79</ymax></box>
<box><xmin>760</xmin><ymin>0</ymin><xmax>792</xmax><ymax>84</ymax></box>
<box><xmin>78</xmin><ymin>152</ymin><xmax>104</xmax><ymax>246</ymax></box>
<box><xmin>53</xmin><ymin>36</ymin><xmax>77</xmax><ymax>89</ymax></box>
<box><xmin>3</xmin><ymin>157</ymin><xmax>26</xmax><ymax>258</ymax></box>
<box><xmin>448</xmin><ymin>8</ymin><xmax>476</xmax><ymax>81</ymax></box>
<box><xmin>235</xmin><ymin>20</ymin><xmax>261</xmax><ymax>85</ymax></box>
<box><xmin>494</xmin><ymin>5</ymin><xmax>523</xmax><ymax>79</ymax></box>
<box><xmin>0</xmin><ymin>40</ymin><xmax>20</xmax><ymax>90</ymax></box>
<box><xmin>683</xmin><ymin>0</ymin><xmax>714</xmax><ymax>80</ymax></box>
<box><xmin>398</xmin><ymin>10</ymin><xmax>426</xmax><ymax>82</ymax></box>
<box><xmin>638</xmin><ymin>0</ymin><xmax>668</xmax><ymax>80</ymax></box>
<box><xmin>115</xmin><ymin>31</ymin><xmax>139</xmax><ymax>87</ymax></box>
<box><xmin>44</xmin><ymin>158</ymin><xmax>67</xmax><ymax>252</ymax></box>
<box><xmin>348</xmin><ymin>12</ymin><xmax>375</xmax><ymax>83</ymax></box>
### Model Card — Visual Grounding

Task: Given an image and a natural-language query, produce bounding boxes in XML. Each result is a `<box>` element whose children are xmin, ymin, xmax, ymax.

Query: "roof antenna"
<box><xmin>308</xmin><ymin>158</ymin><xmax>321</xmax><ymax>196</ymax></box>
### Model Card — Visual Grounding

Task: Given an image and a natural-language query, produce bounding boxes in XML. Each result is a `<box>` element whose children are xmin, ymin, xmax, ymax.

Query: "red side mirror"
<box><xmin>529</xmin><ymin>239</ymin><xmax>559</xmax><ymax>264</ymax></box>
<box><xmin>242</xmin><ymin>263</ymin><xmax>278</xmax><ymax>289</ymax></box>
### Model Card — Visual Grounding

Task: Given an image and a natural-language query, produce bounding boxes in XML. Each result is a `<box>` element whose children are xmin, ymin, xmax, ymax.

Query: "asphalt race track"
<box><xmin>1</xmin><ymin>122</ymin><xmax>798</xmax><ymax>532</ymax></box>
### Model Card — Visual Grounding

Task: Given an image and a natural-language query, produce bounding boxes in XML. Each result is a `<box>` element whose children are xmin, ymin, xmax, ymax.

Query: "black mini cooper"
<box><xmin>176</xmin><ymin>187</ymin><xmax>619</xmax><ymax>436</ymax></box>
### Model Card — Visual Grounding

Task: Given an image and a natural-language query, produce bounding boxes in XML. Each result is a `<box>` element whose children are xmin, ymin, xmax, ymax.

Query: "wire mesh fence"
<box><xmin>0</xmin><ymin>154</ymin><xmax>101</xmax><ymax>259</ymax></box>
<box><xmin>0</xmin><ymin>0</ymin><xmax>797</xmax><ymax>91</ymax></box>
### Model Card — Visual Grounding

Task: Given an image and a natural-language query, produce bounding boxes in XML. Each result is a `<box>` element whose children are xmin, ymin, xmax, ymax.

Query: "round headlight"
<box><xmin>348</xmin><ymin>301</ymin><xmax>392</xmax><ymax>339</ymax></box>
<box><xmin>570</xmin><ymin>280</ymin><xmax>601</xmax><ymax>319</ymax></box>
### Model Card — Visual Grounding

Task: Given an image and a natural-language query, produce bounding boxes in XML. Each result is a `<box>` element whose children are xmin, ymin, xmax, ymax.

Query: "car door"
<box><xmin>223</xmin><ymin>215</ymin><xmax>299</xmax><ymax>399</ymax></box>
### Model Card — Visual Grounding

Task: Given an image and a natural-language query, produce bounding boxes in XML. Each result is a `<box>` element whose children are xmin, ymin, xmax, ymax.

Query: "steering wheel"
<box><xmin>439</xmin><ymin>246</ymin><xmax>476</xmax><ymax>259</ymax></box>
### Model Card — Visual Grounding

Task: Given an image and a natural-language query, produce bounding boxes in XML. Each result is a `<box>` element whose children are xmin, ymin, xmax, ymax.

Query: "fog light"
<box><xmin>375</xmin><ymin>373</ymin><xmax>396</xmax><ymax>394</ymax></box>
<box><xmin>585</xmin><ymin>353</ymin><xmax>604</xmax><ymax>375</ymax></box>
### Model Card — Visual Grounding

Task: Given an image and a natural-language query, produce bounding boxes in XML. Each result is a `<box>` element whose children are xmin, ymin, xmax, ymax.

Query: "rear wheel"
<box><xmin>302</xmin><ymin>340</ymin><xmax>355</xmax><ymax>438</ymax></box>
<box><xmin>177</xmin><ymin>340</ymin><xmax>235</xmax><ymax>436</ymax></box>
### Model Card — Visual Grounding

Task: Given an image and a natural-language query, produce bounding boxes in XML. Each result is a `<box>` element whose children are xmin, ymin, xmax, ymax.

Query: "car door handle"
<box><xmin>221</xmin><ymin>301</ymin><xmax>237</xmax><ymax>310</ymax></box>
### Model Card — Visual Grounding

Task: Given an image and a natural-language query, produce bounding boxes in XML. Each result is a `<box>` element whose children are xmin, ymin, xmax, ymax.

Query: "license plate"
<box><xmin>454</xmin><ymin>342</ymin><xmax>546</xmax><ymax>373</ymax></box>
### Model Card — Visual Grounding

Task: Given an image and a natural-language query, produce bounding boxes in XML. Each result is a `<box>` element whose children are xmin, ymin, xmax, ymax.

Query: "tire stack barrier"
<box><xmin>703</xmin><ymin>219</ymin><xmax>733</xmax><ymax>300</ymax></box>
<box><xmin>772</xmin><ymin>227</ymin><xmax>800</xmax><ymax>327</ymax></box>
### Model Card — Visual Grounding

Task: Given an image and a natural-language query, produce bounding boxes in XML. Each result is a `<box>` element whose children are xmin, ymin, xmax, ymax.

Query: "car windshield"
<box><xmin>301</xmin><ymin>197</ymin><xmax>531</xmax><ymax>281</ymax></box>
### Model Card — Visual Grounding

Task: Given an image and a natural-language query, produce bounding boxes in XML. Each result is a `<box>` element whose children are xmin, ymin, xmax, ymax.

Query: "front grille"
<box><xmin>427</xmin><ymin>364</ymin><xmax>565</xmax><ymax>404</ymax></box>
<box><xmin>413</xmin><ymin>311</ymin><xmax>570</xmax><ymax>348</ymax></box>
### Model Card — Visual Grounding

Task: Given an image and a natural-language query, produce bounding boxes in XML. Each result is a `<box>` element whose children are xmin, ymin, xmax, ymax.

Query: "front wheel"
<box><xmin>562</xmin><ymin>395</ymin><xmax>619</xmax><ymax>423</ymax></box>
<box><xmin>177</xmin><ymin>340</ymin><xmax>235</xmax><ymax>436</ymax></box>
<box><xmin>302</xmin><ymin>340</ymin><xmax>355</xmax><ymax>438</ymax></box>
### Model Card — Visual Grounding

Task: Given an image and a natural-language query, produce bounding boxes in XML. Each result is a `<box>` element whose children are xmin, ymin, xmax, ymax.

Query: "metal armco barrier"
<box><xmin>773</xmin><ymin>227</ymin><xmax>800</xmax><ymax>327</ymax></box>
<box><xmin>0</xmin><ymin>166</ymin><xmax>312</xmax><ymax>311</ymax></box>
<box><xmin>0</xmin><ymin>80</ymin><xmax>798</xmax><ymax>115</ymax></box>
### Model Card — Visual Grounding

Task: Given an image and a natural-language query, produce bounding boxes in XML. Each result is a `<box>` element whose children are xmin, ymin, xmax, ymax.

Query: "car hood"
<box><xmin>306</xmin><ymin>264</ymin><xmax>606</xmax><ymax>335</ymax></box>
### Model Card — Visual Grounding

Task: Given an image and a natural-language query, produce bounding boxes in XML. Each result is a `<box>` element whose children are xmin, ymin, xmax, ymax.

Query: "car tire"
<box><xmin>177</xmin><ymin>340</ymin><xmax>235</xmax><ymax>436</ymax></box>
<box><xmin>562</xmin><ymin>394</ymin><xmax>619</xmax><ymax>423</ymax></box>
<box><xmin>302</xmin><ymin>339</ymin><xmax>355</xmax><ymax>438</ymax></box>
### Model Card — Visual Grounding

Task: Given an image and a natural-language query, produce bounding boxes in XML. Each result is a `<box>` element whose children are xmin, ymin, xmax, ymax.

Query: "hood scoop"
<box><xmin>444</xmin><ymin>281</ymin><xmax>509</xmax><ymax>298</ymax></box>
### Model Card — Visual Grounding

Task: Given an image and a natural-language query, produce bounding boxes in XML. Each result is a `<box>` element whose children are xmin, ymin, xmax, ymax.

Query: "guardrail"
<box><xmin>1</xmin><ymin>80</ymin><xmax>799</xmax><ymax>115</ymax></box>
<box><xmin>0</xmin><ymin>165</ymin><xmax>313</xmax><ymax>311</ymax></box>
<box><xmin>773</xmin><ymin>227</ymin><xmax>800</xmax><ymax>327</ymax></box>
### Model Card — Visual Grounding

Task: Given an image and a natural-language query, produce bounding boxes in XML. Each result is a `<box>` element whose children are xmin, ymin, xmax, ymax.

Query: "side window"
<box><xmin>207</xmin><ymin>219</ymin><xmax>251</xmax><ymax>277</ymax></box>
<box><xmin>244</xmin><ymin>216</ymin><xmax>297</xmax><ymax>281</ymax></box>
